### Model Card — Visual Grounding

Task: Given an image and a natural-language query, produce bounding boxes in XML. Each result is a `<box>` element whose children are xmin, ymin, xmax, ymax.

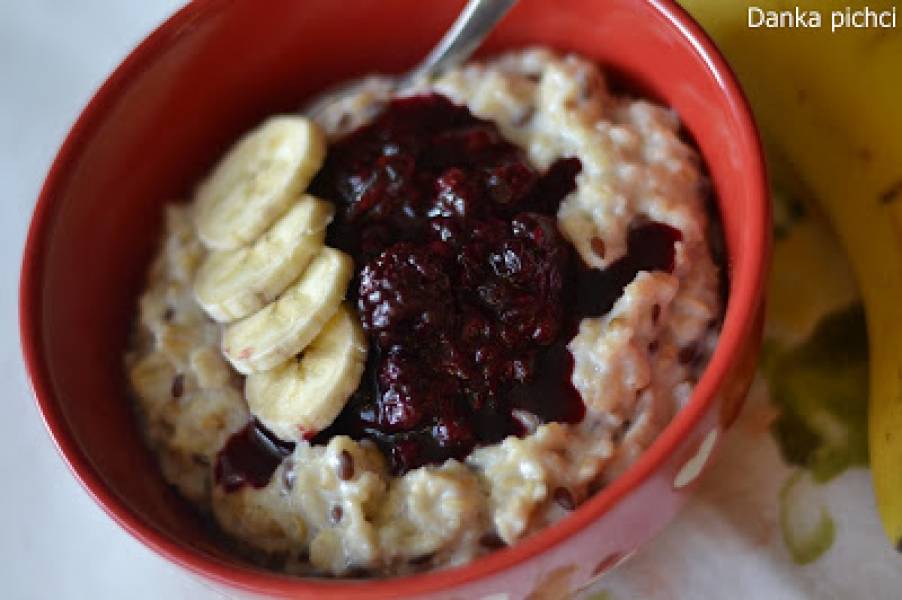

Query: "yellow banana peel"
<box><xmin>680</xmin><ymin>0</ymin><xmax>902</xmax><ymax>547</ymax></box>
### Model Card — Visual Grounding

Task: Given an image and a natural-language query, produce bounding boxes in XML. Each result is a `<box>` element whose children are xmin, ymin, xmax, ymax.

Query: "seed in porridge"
<box><xmin>170</xmin><ymin>373</ymin><xmax>185</xmax><ymax>399</ymax></box>
<box><xmin>346</xmin><ymin>567</ymin><xmax>371</xmax><ymax>578</ymax></box>
<box><xmin>679</xmin><ymin>344</ymin><xmax>699</xmax><ymax>365</ymax></box>
<box><xmin>590</xmin><ymin>236</ymin><xmax>606</xmax><ymax>259</ymax></box>
<box><xmin>553</xmin><ymin>486</ymin><xmax>577</xmax><ymax>510</ymax></box>
<box><xmin>337</xmin><ymin>450</ymin><xmax>354</xmax><ymax>480</ymax></box>
<box><xmin>587</xmin><ymin>478</ymin><xmax>606</xmax><ymax>495</ymax></box>
<box><xmin>162</xmin><ymin>306</ymin><xmax>175</xmax><ymax>322</ymax></box>
<box><xmin>479</xmin><ymin>532</ymin><xmax>507</xmax><ymax>549</ymax></box>
<box><xmin>330</xmin><ymin>504</ymin><xmax>344</xmax><ymax>525</ymax></box>
<box><xmin>575</xmin><ymin>70</ymin><xmax>594</xmax><ymax>101</ymax></box>
<box><xmin>263</xmin><ymin>552</ymin><xmax>290</xmax><ymax>571</ymax></box>
<box><xmin>409</xmin><ymin>552</ymin><xmax>435</xmax><ymax>565</ymax></box>
<box><xmin>651</xmin><ymin>304</ymin><xmax>661</xmax><ymax>324</ymax></box>
<box><xmin>648</xmin><ymin>340</ymin><xmax>660</xmax><ymax>354</ymax></box>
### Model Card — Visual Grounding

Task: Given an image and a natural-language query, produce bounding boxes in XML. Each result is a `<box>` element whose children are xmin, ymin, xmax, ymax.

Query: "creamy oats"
<box><xmin>126</xmin><ymin>48</ymin><xmax>720</xmax><ymax>576</ymax></box>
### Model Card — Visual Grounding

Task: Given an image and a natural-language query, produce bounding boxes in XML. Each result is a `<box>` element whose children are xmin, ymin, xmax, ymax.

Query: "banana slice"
<box><xmin>246</xmin><ymin>304</ymin><xmax>367</xmax><ymax>441</ymax></box>
<box><xmin>194</xmin><ymin>116</ymin><xmax>327</xmax><ymax>250</ymax></box>
<box><xmin>223</xmin><ymin>247</ymin><xmax>353</xmax><ymax>374</ymax></box>
<box><xmin>193</xmin><ymin>195</ymin><xmax>334</xmax><ymax>323</ymax></box>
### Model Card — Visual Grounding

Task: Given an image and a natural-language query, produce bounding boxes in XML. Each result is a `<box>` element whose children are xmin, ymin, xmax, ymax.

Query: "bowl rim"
<box><xmin>19</xmin><ymin>0</ymin><xmax>769</xmax><ymax>597</ymax></box>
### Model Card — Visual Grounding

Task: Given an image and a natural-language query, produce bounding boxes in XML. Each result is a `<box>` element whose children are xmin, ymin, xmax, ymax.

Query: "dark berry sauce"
<box><xmin>304</xmin><ymin>94</ymin><xmax>682</xmax><ymax>474</ymax></box>
<box><xmin>215</xmin><ymin>420</ymin><xmax>295</xmax><ymax>492</ymax></box>
<box><xmin>577</xmin><ymin>220</ymin><xmax>681</xmax><ymax>317</ymax></box>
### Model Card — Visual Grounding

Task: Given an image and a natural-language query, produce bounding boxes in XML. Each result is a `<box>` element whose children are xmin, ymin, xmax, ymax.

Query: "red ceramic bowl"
<box><xmin>20</xmin><ymin>0</ymin><xmax>769</xmax><ymax>598</ymax></box>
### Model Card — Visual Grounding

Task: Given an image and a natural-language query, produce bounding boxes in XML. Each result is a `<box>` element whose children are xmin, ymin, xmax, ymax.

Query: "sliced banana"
<box><xmin>246</xmin><ymin>304</ymin><xmax>367</xmax><ymax>441</ymax></box>
<box><xmin>194</xmin><ymin>116</ymin><xmax>327</xmax><ymax>250</ymax></box>
<box><xmin>193</xmin><ymin>195</ymin><xmax>334</xmax><ymax>323</ymax></box>
<box><xmin>223</xmin><ymin>247</ymin><xmax>353</xmax><ymax>374</ymax></box>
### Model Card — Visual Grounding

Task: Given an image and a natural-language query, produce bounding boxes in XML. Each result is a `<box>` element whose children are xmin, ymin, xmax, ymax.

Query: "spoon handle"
<box><xmin>408</xmin><ymin>0</ymin><xmax>519</xmax><ymax>82</ymax></box>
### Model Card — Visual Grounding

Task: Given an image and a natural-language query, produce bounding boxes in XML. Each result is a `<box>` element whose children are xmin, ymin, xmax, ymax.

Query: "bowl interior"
<box><xmin>22</xmin><ymin>0</ymin><xmax>766</xmax><ymax>594</ymax></box>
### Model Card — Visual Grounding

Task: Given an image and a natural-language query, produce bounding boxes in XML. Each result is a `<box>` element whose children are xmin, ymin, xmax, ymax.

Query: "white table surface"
<box><xmin>2</xmin><ymin>2</ymin><xmax>225</xmax><ymax>598</ymax></box>
<box><xmin>4</xmin><ymin>3</ymin><xmax>901</xmax><ymax>599</ymax></box>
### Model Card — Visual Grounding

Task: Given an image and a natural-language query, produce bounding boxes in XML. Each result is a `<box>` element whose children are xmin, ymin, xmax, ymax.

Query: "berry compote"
<box><xmin>309</xmin><ymin>94</ymin><xmax>681</xmax><ymax>474</ymax></box>
<box><xmin>215</xmin><ymin>420</ymin><xmax>295</xmax><ymax>492</ymax></box>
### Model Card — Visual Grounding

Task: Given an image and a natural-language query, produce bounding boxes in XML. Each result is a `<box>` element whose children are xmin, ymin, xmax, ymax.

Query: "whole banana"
<box><xmin>680</xmin><ymin>0</ymin><xmax>902</xmax><ymax>547</ymax></box>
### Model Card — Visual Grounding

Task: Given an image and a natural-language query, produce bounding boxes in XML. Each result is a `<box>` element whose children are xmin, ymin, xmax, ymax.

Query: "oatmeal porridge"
<box><xmin>126</xmin><ymin>48</ymin><xmax>721</xmax><ymax>576</ymax></box>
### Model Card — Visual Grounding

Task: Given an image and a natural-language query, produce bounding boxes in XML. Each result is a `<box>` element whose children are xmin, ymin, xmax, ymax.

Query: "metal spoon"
<box><xmin>304</xmin><ymin>0</ymin><xmax>519</xmax><ymax>118</ymax></box>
